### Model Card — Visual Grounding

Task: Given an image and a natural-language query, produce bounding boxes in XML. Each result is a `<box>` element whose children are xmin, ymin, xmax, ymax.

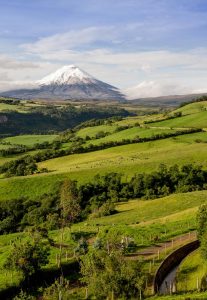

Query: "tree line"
<box><xmin>0</xmin><ymin>128</ymin><xmax>201</xmax><ymax>177</ymax></box>
<box><xmin>1</xmin><ymin>163</ymin><xmax>207</xmax><ymax>234</ymax></box>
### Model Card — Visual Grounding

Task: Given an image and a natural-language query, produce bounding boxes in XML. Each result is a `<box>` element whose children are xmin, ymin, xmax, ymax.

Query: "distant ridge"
<box><xmin>127</xmin><ymin>93</ymin><xmax>207</xmax><ymax>106</ymax></box>
<box><xmin>1</xmin><ymin>65</ymin><xmax>125</xmax><ymax>101</ymax></box>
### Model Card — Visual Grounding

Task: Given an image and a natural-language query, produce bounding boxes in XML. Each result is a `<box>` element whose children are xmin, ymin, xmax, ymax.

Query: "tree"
<box><xmin>59</xmin><ymin>180</ymin><xmax>81</xmax><ymax>267</ymax></box>
<box><xmin>4</xmin><ymin>239</ymin><xmax>49</xmax><ymax>281</ymax></box>
<box><xmin>60</xmin><ymin>179</ymin><xmax>81</xmax><ymax>227</ymax></box>
<box><xmin>197</xmin><ymin>204</ymin><xmax>207</xmax><ymax>238</ymax></box>
<box><xmin>80</xmin><ymin>248</ymin><xmax>145</xmax><ymax>299</ymax></box>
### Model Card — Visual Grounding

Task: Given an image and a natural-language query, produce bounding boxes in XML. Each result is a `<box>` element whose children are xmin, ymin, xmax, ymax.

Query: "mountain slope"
<box><xmin>1</xmin><ymin>65</ymin><xmax>125</xmax><ymax>101</ymax></box>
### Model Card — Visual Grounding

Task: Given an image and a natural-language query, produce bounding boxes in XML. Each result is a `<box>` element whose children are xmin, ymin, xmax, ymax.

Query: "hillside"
<box><xmin>0</xmin><ymin>98</ymin><xmax>131</xmax><ymax>136</ymax></box>
<box><xmin>0</xmin><ymin>98</ymin><xmax>207</xmax><ymax>299</ymax></box>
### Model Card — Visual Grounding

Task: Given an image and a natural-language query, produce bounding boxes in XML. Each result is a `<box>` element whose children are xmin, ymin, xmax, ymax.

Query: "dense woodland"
<box><xmin>0</xmin><ymin>164</ymin><xmax>206</xmax><ymax>235</ymax></box>
<box><xmin>0</xmin><ymin>104</ymin><xmax>131</xmax><ymax>136</ymax></box>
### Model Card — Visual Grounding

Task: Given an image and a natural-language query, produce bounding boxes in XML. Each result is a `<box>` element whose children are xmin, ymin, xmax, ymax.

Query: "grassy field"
<box><xmin>150</xmin><ymin>111</ymin><xmax>207</xmax><ymax>129</ymax></box>
<box><xmin>0</xmin><ymin>144</ymin><xmax>12</xmax><ymax>150</ymax></box>
<box><xmin>76</xmin><ymin>124</ymin><xmax>118</xmax><ymax>138</ymax></box>
<box><xmin>115</xmin><ymin>114</ymin><xmax>164</xmax><ymax>126</ymax></box>
<box><xmin>176</xmin><ymin>249</ymin><xmax>207</xmax><ymax>292</ymax></box>
<box><xmin>0</xmin><ymin>150</ymin><xmax>41</xmax><ymax>169</ymax></box>
<box><xmin>150</xmin><ymin>292</ymin><xmax>207</xmax><ymax>299</ymax></box>
<box><xmin>0</xmin><ymin>131</ymin><xmax>206</xmax><ymax>201</ymax></box>
<box><xmin>85</xmin><ymin>127</ymin><xmax>181</xmax><ymax>146</ymax></box>
<box><xmin>84</xmin><ymin>190</ymin><xmax>207</xmax><ymax>226</ymax></box>
<box><xmin>0</xmin><ymin>100</ymin><xmax>207</xmax><ymax>298</ymax></box>
<box><xmin>173</xmin><ymin>101</ymin><xmax>207</xmax><ymax>116</ymax></box>
<box><xmin>39</xmin><ymin>132</ymin><xmax>207</xmax><ymax>176</ymax></box>
<box><xmin>3</xmin><ymin>134</ymin><xmax>58</xmax><ymax>146</ymax></box>
<box><xmin>0</xmin><ymin>103</ymin><xmax>26</xmax><ymax>113</ymax></box>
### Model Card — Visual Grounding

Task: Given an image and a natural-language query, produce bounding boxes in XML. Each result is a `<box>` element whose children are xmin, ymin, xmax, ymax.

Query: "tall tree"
<box><xmin>59</xmin><ymin>179</ymin><xmax>81</xmax><ymax>267</ymax></box>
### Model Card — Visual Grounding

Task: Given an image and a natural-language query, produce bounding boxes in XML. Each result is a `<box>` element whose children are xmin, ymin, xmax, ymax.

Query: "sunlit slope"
<box><xmin>3</xmin><ymin>134</ymin><xmax>58</xmax><ymax>146</ymax></box>
<box><xmin>153</xmin><ymin>102</ymin><xmax>207</xmax><ymax>128</ymax></box>
<box><xmin>173</xmin><ymin>100</ymin><xmax>207</xmax><ymax>116</ymax></box>
<box><xmin>84</xmin><ymin>190</ymin><xmax>207</xmax><ymax>226</ymax></box>
<box><xmin>85</xmin><ymin>127</ymin><xmax>181</xmax><ymax>146</ymax></box>
<box><xmin>0</xmin><ymin>131</ymin><xmax>206</xmax><ymax>200</ymax></box>
<box><xmin>39</xmin><ymin>132</ymin><xmax>207</xmax><ymax>175</ymax></box>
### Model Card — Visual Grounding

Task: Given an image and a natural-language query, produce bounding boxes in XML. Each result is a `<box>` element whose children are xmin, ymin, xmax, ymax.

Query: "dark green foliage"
<box><xmin>130</xmin><ymin>164</ymin><xmax>207</xmax><ymax>199</ymax></box>
<box><xmin>0</xmin><ymin>194</ymin><xmax>59</xmax><ymax>234</ymax></box>
<box><xmin>0</xmin><ymin>163</ymin><xmax>206</xmax><ymax>235</ymax></box>
<box><xmin>197</xmin><ymin>205</ymin><xmax>207</xmax><ymax>260</ymax></box>
<box><xmin>197</xmin><ymin>205</ymin><xmax>207</xmax><ymax>239</ymax></box>
<box><xmin>80</xmin><ymin>248</ymin><xmax>145</xmax><ymax>299</ymax></box>
<box><xmin>0</xmin><ymin>156</ymin><xmax>38</xmax><ymax>177</ymax></box>
<box><xmin>0</xmin><ymin>105</ymin><xmax>130</xmax><ymax>135</ymax></box>
<box><xmin>60</xmin><ymin>179</ymin><xmax>81</xmax><ymax>225</ymax></box>
<box><xmin>4</xmin><ymin>239</ymin><xmax>50</xmax><ymax>279</ymax></box>
<box><xmin>42</xmin><ymin>277</ymin><xmax>70</xmax><ymax>300</ymax></box>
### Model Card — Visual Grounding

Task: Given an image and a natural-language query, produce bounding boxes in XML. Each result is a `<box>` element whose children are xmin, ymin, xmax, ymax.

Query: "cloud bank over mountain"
<box><xmin>0</xmin><ymin>0</ymin><xmax>207</xmax><ymax>98</ymax></box>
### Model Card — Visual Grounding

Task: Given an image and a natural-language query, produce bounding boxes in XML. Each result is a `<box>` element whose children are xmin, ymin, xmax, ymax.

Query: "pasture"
<box><xmin>3</xmin><ymin>134</ymin><xmax>58</xmax><ymax>146</ymax></box>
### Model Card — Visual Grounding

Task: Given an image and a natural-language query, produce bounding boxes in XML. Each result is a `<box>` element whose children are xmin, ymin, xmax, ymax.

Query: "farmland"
<box><xmin>0</xmin><ymin>98</ymin><xmax>207</xmax><ymax>298</ymax></box>
<box><xmin>3</xmin><ymin>134</ymin><xmax>58</xmax><ymax>146</ymax></box>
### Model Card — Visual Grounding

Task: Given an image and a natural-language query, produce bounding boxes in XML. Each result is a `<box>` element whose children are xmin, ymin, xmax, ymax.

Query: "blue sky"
<box><xmin>0</xmin><ymin>0</ymin><xmax>207</xmax><ymax>97</ymax></box>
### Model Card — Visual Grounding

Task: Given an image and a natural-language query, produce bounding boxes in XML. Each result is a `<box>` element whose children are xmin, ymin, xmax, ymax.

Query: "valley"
<box><xmin>0</xmin><ymin>96</ymin><xmax>207</xmax><ymax>299</ymax></box>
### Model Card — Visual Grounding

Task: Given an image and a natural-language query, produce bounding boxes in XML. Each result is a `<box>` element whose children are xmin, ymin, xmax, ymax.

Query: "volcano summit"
<box><xmin>1</xmin><ymin>65</ymin><xmax>125</xmax><ymax>101</ymax></box>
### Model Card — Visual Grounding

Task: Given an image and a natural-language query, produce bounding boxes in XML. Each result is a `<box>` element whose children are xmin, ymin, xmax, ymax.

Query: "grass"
<box><xmin>0</xmin><ymin>189</ymin><xmax>204</xmax><ymax>292</ymax></box>
<box><xmin>38</xmin><ymin>132</ymin><xmax>207</xmax><ymax>176</ymax></box>
<box><xmin>76</xmin><ymin>124</ymin><xmax>117</xmax><ymax>138</ymax></box>
<box><xmin>0</xmin><ymin>144</ymin><xmax>12</xmax><ymax>150</ymax></box>
<box><xmin>150</xmin><ymin>111</ymin><xmax>207</xmax><ymax>129</ymax></box>
<box><xmin>176</xmin><ymin>249</ymin><xmax>207</xmax><ymax>292</ymax></box>
<box><xmin>3</xmin><ymin>134</ymin><xmax>58</xmax><ymax>146</ymax></box>
<box><xmin>172</xmin><ymin>101</ymin><xmax>207</xmax><ymax>116</ymax></box>
<box><xmin>115</xmin><ymin>114</ymin><xmax>164</xmax><ymax>126</ymax></box>
<box><xmin>0</xmin><ymin>103</ymin><xmax>26</xmax><ymax>113</ymax></box>
<box><xmin>85</xmin><ymin>127</ymin><xmax>181</xmax><ymax>146</ymax></box>
<box><xmin>0</xmin><ymin>131</ymin><xmax>206</xmax><ymax>201</ymax></box>
<box><xmin>0</xmin><ymin>186</ymin><xmax>204</xmax><ymax>294</ymax></box>
<box><xmin>0</xmin><ymin>150</ymin><xmax>41</xmax><ymax>168</ymax></box>
<box><xmin>150</xmin><ymin>292</ymin><xmax>207</xmax><ymax>299</ymax></box>
<box><xmin>85</xmin><ymin>190</ymin><xmax>207</xmax><ymax>226</ymax></box>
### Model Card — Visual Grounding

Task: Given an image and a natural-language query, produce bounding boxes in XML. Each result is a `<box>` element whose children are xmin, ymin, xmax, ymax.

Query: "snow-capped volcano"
<box><xmin>38</xmin><ymin>65</ymin><xmax>96</xmax><ymax>86</ymax></box>
<box><xmin>1</xmin><ymin>65</ymin><xmax>125</xmax><ymax>101</ymax></box>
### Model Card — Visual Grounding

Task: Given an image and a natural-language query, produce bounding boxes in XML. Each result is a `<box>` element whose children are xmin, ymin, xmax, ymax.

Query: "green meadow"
<box><xmin>0</xmin><ymin>99</ymin><xmax>207</xmax><ymax>298</ymax></box>
<box><xmin>85</xmin><ymin>127</ymin><xmax>181</xmax><ymax>146</ymax></box>
<box><xmin>176</xmin><ymin>249</ymin><xmax>207</xmax><ymax>292</ymax></box>
<box><xmin>0</xmin><ymin>130</ymin><xmax>206</xmax><ymax>201</ymax></box>
<box><xmin>3</xmin><ymin>134</ymin><xmax>58</xmax><ymax>146</ymax></box>
<box><xmin>151</xmin><ymin>111</ymin><xmax>207</xmax><ymax>129</ymax></box>
<box><xmin>76</xmin><ymin>124</ymin><xmax>118</xmax><ymax>138</ymax></box>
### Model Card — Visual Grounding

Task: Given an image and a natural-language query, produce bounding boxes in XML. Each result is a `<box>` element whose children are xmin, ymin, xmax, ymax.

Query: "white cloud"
<box><xmin>124</xmin><ymin>81</ymin><xmax>193</xmax><ymax>99</ymax></box>
<box><xmin>1</xmin><ymin>26</ymin><xmax>207</xmax><ymax>97</ymax></box>
<box><xmin>124</xmin><ymin>80</ymin><xmax>207</xmax><ymax>99</ymax></box>
<box><xmin>0</xmin><ymin>55</ymin><xmax>39</xmax><ymax>69</ymax></box>
<box><xmin>21</xmin><ymin>26</ymin><xmax>119</xmax><ymax>54</ymax></box>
